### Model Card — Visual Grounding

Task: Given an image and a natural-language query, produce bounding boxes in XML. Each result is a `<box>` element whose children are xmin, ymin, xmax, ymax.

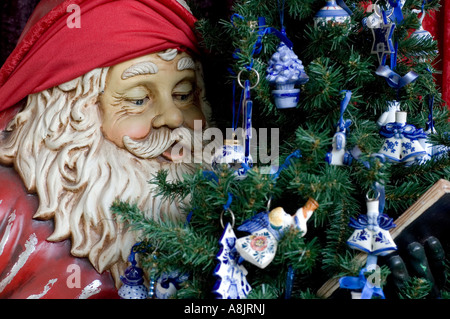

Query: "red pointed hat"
<box><xmin>0</xmin><ymin>0</ymin><xmax>199</xmax><ymax>112</ymax></box>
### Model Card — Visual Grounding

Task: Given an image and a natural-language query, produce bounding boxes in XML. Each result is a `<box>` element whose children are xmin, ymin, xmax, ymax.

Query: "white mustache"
<box><xmin>122</xmin><ymin>126</ymin><xmax>201</xmax><ymax>160</ymax></box>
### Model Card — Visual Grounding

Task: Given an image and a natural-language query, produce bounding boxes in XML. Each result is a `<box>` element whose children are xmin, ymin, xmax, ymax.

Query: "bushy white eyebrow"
<box><xmin>177</xmin><ymin>57</ymin><xmax>195</xmax><ymax>71</ymax></box>
<box><xmin>121</xmin><ymin>61</ymin><xmax>159</xmax><ymax>79</ymax></box>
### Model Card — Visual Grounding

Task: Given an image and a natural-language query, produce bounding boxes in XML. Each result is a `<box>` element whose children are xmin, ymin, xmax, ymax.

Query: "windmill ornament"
<box><xmin>235</xmin><ymin>198</ymin><xmax>319</xmax><ymax>269</ymax></box>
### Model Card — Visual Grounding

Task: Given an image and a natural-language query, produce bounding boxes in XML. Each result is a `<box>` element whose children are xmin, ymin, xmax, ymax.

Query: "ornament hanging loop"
<box><xmin>366</xmin><ymin>189</ymin><xmax>381</xmax><ymax>201</ymax></box>
<box><xmin>220</xmin><ymin>208</ymin><xmax>236</xmax><ymax>229</ymax></box>
<box><xmin>266</xmin><ymin>197</ymin><xmax>272</xmax><ymax>211</ymax></box>
<box><xmin>220</xmin><ymin>192</ymin><xmax>235</xmax><ymax>229</ymax></box>
<box><xmin>373</xmin><ymin>0</ymin><xmax>394</xmax><ymax>20</ymax></box>
<box><xmin>237</xmin><ymin>68</ymin><xmax>260</xmax><ymax>89</ymax></box>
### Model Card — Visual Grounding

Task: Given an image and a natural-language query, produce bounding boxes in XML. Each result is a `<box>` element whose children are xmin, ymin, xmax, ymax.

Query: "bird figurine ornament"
<box><xmin>235</xmin><ymin>198</ymin><xmax>319</xmax><ymax>269</ymax></box>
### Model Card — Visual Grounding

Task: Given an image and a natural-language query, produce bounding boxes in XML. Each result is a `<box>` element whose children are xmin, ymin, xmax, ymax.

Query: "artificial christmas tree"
<box><xmin>113</xmin><ymin>0</ymin><xmax>450</xmax><ymax>299</ymax></box>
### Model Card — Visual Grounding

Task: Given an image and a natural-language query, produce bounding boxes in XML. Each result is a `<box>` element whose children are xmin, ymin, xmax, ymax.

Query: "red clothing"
<box><xmin>0</xmin><ymin>0</ymin><xmax>198</xmax><ymax>112</ymax></box>
<box><xmin>0</xmin><ymin>165</ymin><xmax>118</xmax><ymax>299</ymax></box>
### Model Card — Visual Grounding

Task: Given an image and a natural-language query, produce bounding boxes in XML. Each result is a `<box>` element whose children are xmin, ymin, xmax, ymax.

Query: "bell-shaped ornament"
<box><xmin>379</xmin><ymin>111</ymin><xmax>427</xmax><ymax>164</ymax></box>
<box><xmin>347</xmin><ymin>196</ymin><xmax>397</xmax><ymax>256</ymax></box>
<box><xmin>314</xmin><ymin>0</ymin><xmax>351</xmax><ymax>28</ymax></box>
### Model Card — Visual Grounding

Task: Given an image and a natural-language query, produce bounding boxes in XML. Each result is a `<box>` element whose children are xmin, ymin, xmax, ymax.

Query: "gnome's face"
<box><xmin>99</xmin><ymin>50</ymin><xmax>206</xmax><ymax>162</ymax></box>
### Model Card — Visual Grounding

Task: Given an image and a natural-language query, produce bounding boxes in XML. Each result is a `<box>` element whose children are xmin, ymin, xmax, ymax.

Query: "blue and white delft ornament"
<box><xmin>377</xmin><ymin>100</ymin><xmax>401</xmax><ymax>127</ymax></box>
<box><xmin>418</xmin><ymin>96</ymin><xmax>450</xmax><ymax>162</ymax></box>
<box><xmin>378</xmin><ymin>111</ymin><xmax>428</xmax><ymax>165</ymax></box>
<box><xmin>410</xmin><ymin>7</ymin><xmax>435</xmax><ymax>62</ymax></box>
<box><xmin>236</xmin><ymin>198</ymin><xmax>319</xmax><ymax>269</ymax></box>
<box><xmin>326</xmin><ymin>90</ymin><xmax>353</xmax><ymax>166</ymax></box>
<box><xmin>411</xmin><ymin>7</ymin><xmax>433</xmax><ymax>41</ymax></box>
<box><xmin>347</xmin><ymin>195</ymin><xmax>397</xmax><ymax>256</ymax></box>
<box><xmin>212</xmin><ymin>139</ymin><xmax>253</xmax><ymax>179</ymax></box>
<box><xmin>212</xmin><ymin>223</ymin><xmax>252</xmax><ymax>299</ymax></box>
<box><xmin>371</xmin><ymin>17</ymin><xmax>396</xmax><ymax>65</ymax></box>
<box><xmin>118</xmin><ymin>247</ymin><xmax>148</xmax><ymax>299</ymax></box>
<box><xmin>363</xmin><ymin>0</ymin><xmax>405</xmax><ymax>29</ymax></box>
<box><xmin>314</xmin><ymin>0</ymin><xmax>351</xmax><ymax>28</ymax></box>
<box><xmin>266</xmin><ymin>42</ymin><xmax>309</xmax><ymax>109</ymax></box>
<box><xmin>154</xmin><ymin>270</ymin><xmax>189</xmax><ymax>299</ymax></box>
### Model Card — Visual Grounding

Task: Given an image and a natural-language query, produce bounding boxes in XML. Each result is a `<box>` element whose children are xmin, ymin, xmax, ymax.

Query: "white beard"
<box><xmin>65</xmin><ymin>133</ymin><xmax>198</xmax><ymax>282</ymax></box>
<box><xmin>0</xmin><ymin>67</ymin><xmax>209</xmax><ymax>287</ymax></box>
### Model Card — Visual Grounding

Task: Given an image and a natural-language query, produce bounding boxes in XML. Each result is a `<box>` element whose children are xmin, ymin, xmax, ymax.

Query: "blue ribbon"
<box><xmin>284</xmin><ymin>266</ymin><xmax>295</xmax><ymax>299</ymax></box>
<box><xmin>271</xmin><ymin>149</ymin><xmax>302</xmax><ymax>180</ymax></box>
<box><xmin>336</xmin><ymin>0</ymin><xmax>353</xmax><ymax>16</ymax></box>
<box><xmin>375</xmin><ymin>65</ymin><xmax>419</xmax><ymax>90</ymax></box>
<box><xmin>380</xmin><ymin>122</ymin><xmax>428</xmax><ymax>140</ymax></box>
<box><xmin>339</xmin><ymin>271</ymin><xmax>385</xmax><ymax>299</ymax></box>
<box><xmin>427</xmin><ymin>95</ymin><xmax>435</xmax><ymax>131</ymax></box>
<box><xmin>339</xmin><ymin>264</ymin><xmax>385</xmax><ymax>299</ymax></box>
<box><xmin>338</xmin><ymin>90</ymin><xmax>353</xmax><ymax>132</ymax></box>
<box><xmin>388</xmin><ymin>0</ymin><xmax>404</xmax><ymax>23</ymax></box>
<box><xmin>223</xmin><ymin>192</ymin><xmax>233</xmax><ymax>211</ymax></box>
<box><xmin>244</xmin><ymin>80</ymin><xmax>253</xmax><ymax>158</ymax></box>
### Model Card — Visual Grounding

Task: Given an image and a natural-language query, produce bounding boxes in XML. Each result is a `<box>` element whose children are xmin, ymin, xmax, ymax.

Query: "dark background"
<box><xmin>0</xmin><ymin>0</ymin><xmax>40</xmax><ymax>66</ymax></box>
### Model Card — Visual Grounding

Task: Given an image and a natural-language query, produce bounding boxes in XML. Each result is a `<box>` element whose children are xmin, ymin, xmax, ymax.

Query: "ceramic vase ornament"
<box><xmin>377</xmin><ymin>100</ymin><xmax>401</xmax><ymax>127</ymax></box>
<box><xmin>235</xmin><ymin>198</ymin><xmax>319</xmax><ymax>269</ymax></box>
<box><xmin>411</xmin><ymin>9</ymin><xmax>432</xmax><ymax>40</ymax></box>
<box><xmin>378</xmin><ymin>111</ymin><xmax>428</xmax><ymax>165</ymax></box>
<box><xmin>314</xmin><ymin>0</ymin><xmax>351</xmax><ymax>28</ymax></box>
<box><xmin>266</xmin><ymin>42</ymin><xmax>309</xmax><ymax>109</ymax></box>
<box><xmin>212</xmin><ymin>139</ymin><xmax>253</xmax><ymax>180</ymax></box>
<box><xmin>411</xmin><ymin>4</ymin><xmax>436</xmax><ymax>62</ymax></box>
<box><xmin>118</xmin><ymin>244</ymin><xmax>148</xmax><ymax>299</ymax></box>
<box><xmin>347</xmin><ymin>193</ymin><xmax>397</xmax><ymax>256</ymax></box>
<box><xmin>212</xmin><ymin>222</ymin><xmax>252</xmax><ymax>299</ymax></box>
<box><xmin>326</xmin><ymin>90</ymin><xmax>353</xmax><ymax>166</ymax></box>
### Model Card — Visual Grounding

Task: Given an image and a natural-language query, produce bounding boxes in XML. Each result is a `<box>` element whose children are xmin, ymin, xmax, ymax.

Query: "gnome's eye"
<box><xmin>133</xmin><ymin>99</ymin><xmax>145</xmax><ymax>106</ymax></box>
<box><xmin>129</xmin><ymin>97</ymin><xmax>149</xmax><ymax>106</ymax></box>
<box><xmin>173</xmin><ymin>91</ymin><xmax>194</xmax><ymax>103</ymax></box>
<box><xmin>173</xmin><ymin>80</ymin><xmax>195</xmax><ymax>106</ymax></box>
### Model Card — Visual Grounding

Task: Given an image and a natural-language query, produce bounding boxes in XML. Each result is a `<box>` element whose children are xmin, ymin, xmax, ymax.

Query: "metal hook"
<box><xmin>220</xmin><ymin>208</ymin><xmax>236</xmax><ymax>229</ymax></box>
<box><xmin>237</xmin><ymin>68</ymin><xmax>260</xmax><ymax>89</ymax></box>
<box><xmin>266</xmin><ymin>197</ymin><xmax>273</xmax><ymax>211</ymax></box>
